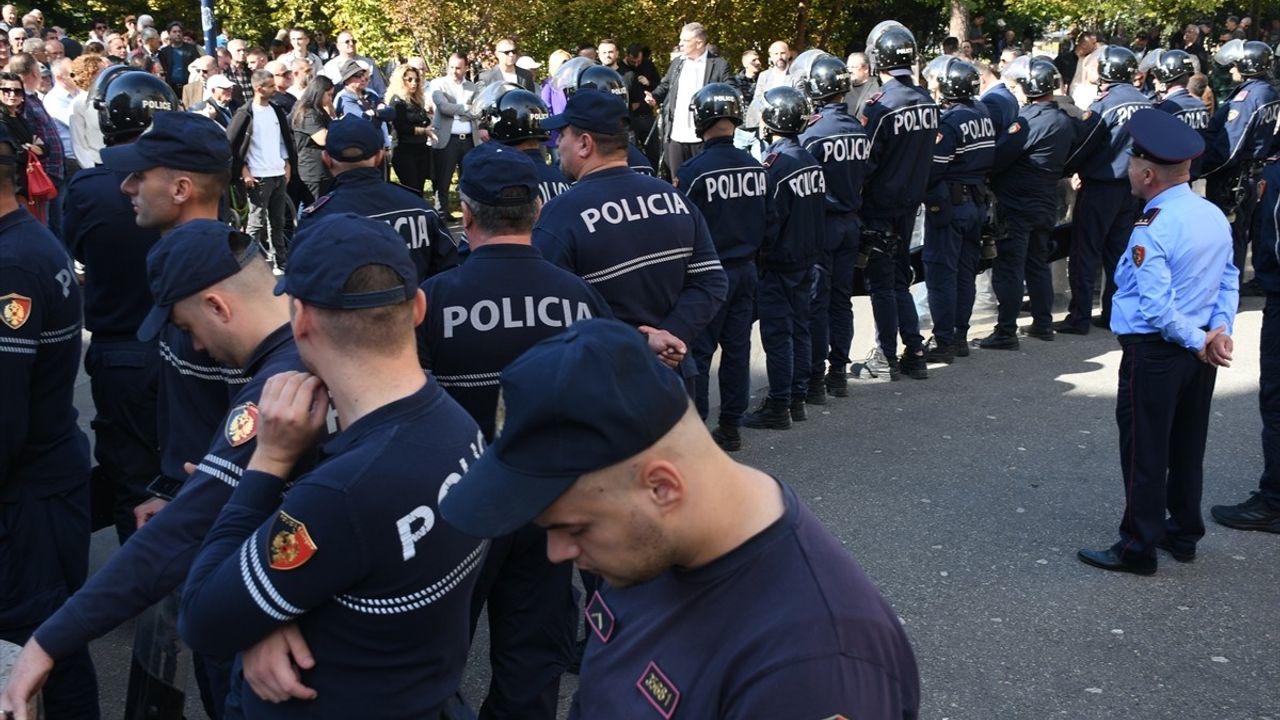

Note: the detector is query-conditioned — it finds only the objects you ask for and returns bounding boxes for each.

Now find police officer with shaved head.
[418,143,611,719]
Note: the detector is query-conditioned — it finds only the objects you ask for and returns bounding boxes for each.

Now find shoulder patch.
[1132,244,1146,267]
[1007,122,1022,135]
[302,193,333,215]
[1134,208,1161,227]
[1234,89,1249,102]
[806,112,822,127]
[225,401,259,447]
[1228,109,1240,122]
[762,152,778,168]
[866,91,883,105]
[0,293,32,330]
[636,661,680,718]
[268,511,318,571]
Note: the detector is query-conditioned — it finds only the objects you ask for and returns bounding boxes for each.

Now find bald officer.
[1078,110,1239,575]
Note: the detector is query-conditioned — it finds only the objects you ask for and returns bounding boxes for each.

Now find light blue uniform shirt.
[1110,182,1239,350]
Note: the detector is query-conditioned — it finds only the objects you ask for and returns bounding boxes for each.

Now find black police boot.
[885,357,902,381]
[805,379,827,405]
[825,367,849,397]
[743,398,792,430]
[923,337,955,365]
[710,424,742,452]
[1053,318,1090,335]
[978,330,1020,350]
[954,333,970,358]
[898,350,928,380]
[1210,493,1280,533]
[790,398,808,421]
[1020,324,1055,342]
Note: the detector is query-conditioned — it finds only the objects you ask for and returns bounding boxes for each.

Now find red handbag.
[26,152,57,202]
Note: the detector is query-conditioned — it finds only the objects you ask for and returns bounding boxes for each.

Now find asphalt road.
[71,275,1278,719]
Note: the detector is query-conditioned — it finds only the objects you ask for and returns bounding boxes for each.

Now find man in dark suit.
[478,37,536,92]
[645,21,731,177]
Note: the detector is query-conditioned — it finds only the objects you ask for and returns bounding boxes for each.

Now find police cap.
[100,111,231,174]
[439,318,690,538]
[459,142,540,206]
[138,220,258,341]
[541,89,629,135]
[325,115,383,162]
[276,213,417,309]
[1126,108,1204,164]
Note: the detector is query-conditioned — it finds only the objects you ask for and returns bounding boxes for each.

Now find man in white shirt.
[279,27,323,71]
[42,57,78,175]
[227,69,298,271]
[322,31,387,97]
[430,52,480,217]
[646,21,731,177]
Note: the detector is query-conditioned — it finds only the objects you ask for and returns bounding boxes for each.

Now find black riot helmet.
[689,82,743,137]
[867,22,916,72]
[478,86,551,143]
[806,55,852,101]
[937,58,980,101]
[1151,49,1196,84]
[93,66,179,145]
[1018,58,1062,98]
[1214,38,1246,68]
[1237,40,1274,77]
[1097,46,1138,84]
[574,64,628,99]
[760,86,812,136]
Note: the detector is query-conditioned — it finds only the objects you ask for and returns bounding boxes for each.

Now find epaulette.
[866,91,883,106]
[807,113,822,127]
[763,152,778,169]
[1233,89,1249,102]
[301,193,332,215]
[1134,208,1160,227]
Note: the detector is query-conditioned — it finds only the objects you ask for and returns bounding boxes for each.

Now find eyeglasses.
[341,39,355,45]
[94,25,106,31]
[0,87,23,95]
[497,49,516,55]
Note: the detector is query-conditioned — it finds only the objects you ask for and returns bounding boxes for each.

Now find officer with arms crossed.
[417,144,610,719]
[439,318,922,719]
[797,55,869,398]
[0,121,98,720]
[475,85,572,203]
[301,115,457,283]
[675,83,767,451]
[533,89,727,387]
[920,57,994,361]
[0,115,309,720]
[742,86,825,429]
[180,215,487,718]
[980,59,1076,348]
[1078,109,1238,575]
[860,22,938,380]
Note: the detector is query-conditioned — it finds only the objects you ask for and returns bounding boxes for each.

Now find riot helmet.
[937,58,980,101]
[867,22,916,72]
[93,66,179,144]
[788,48,836,91]
[1097,46,1138,84]
[806,55,852,100]
[760,86,812,135]
[1237,41,1273,77]
[476,85,551,143]
[689,82,743,137]
[1151,49,1196,83]
[576,64,628,99]
[1018,58,1062,98]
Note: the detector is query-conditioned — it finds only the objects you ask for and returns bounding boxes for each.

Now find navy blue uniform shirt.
[861,76,939,219]
[1254,158,1280,292]
[569,480,920,719]
[157,324,245,483]
[1071,83,1152,181]
[532,166,727,346]
[1156,87,1210,130]
[33,325,306,660]
[524,148,572,203]
[0,207,88,499]
[930,99,996,186]
[418,243,612,439]
[799,102,870,216]
[628,144,654,175]
[992,101,1076,211]
[980,83,1019,143]
[301,167,459,282]
[674,135,768,266]
[1202,78,1280,178]
[760,136,825,271]
[181,380,486,719]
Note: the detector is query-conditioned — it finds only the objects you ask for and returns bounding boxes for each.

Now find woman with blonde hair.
[68,53,108,166]
[387,63,434,194]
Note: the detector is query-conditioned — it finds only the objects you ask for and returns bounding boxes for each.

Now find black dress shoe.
[1077,547,1156,575]
[1155,539,1195,563]
[978,331,1020,350]
[1053,319,1090,335]
[1020,325,1055,341]
[1091,316,1111,330]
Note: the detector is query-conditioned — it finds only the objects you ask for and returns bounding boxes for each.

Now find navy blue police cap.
[1127,108,1204,164]
[440,318,691,538]
[101,111,232,174]
[138,219,257,341]
[459,142,541,206]
[541,88,629,135]
[275,213,416,309]
[325,115,383,162]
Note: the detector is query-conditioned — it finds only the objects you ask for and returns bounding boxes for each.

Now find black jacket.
[652,52,732,141]
[227,101,299,180]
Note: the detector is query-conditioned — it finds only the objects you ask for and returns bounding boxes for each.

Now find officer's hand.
[639,325,686,369]
[242,624,317,703]
[0,637,55,720]
[1197,326,1225,365]
[249,371,329,478]
[1207,330,1233,367]
[644,91,656,107]
[133,497,169,528]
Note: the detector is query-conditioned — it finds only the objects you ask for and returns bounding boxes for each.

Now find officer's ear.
[321,150,334,171]
[637,457,684,515]
[170,172,195,205]
[460,199,474,231]
[412,288,426,326]
[199,290,233,325]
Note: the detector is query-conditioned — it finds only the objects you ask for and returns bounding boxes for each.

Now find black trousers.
[992,205,1056,334]
[1259,293,1280,507]
[393,142,433,195]
[1066,180,1140,327]
[1112,339,1217,561]
[434,135,473,214]
[663,139,701,180]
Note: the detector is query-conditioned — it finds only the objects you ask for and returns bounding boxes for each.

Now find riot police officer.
[860,22,938,379]
[920,57,994,361]
[1058,46,1151,333]
[61,67,174,543]
[301,115,458,282]
[796,54,869,398]
[742,86,825,429]
[981,58,1076,348]
[474,84,572,203]
[676,82,767,450]
[557,60,656,176]
[1200,39,1280,277]
[1152,50,1209,130]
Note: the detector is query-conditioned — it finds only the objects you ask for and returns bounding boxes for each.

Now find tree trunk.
[949,0,969,42]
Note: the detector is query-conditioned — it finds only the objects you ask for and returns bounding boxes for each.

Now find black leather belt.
[1117,332,1163,346]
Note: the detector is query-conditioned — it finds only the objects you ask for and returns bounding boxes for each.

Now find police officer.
[301,115,458,282]
[559,61,656,176]
[1078,109,1238,575]
[980,59,1077,349]
[1058,46,1151,333]
[860,22,938,380]
[180,215,486,719]
[474,85,572,203]
[676,83,767,450]
[1152,50,1209,130]
[1200,39,1280,276]
[797,55,869,398]
[919,58,994,361]
[437,318,922,718]
[742,86,824,429]
[60,68,174,543]
[418,144,610,719]
[979,60,1019,145]
[532,90,727,389]
[0,122,98,720]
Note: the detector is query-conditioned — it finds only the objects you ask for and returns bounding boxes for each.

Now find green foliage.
[1004,0,1221,27]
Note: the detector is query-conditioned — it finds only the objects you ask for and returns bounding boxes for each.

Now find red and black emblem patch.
[0,293,32,330]
[1132,245,1146,267]
[636,661,680,718]
[225,402,259,447]
[268,511,318,570]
